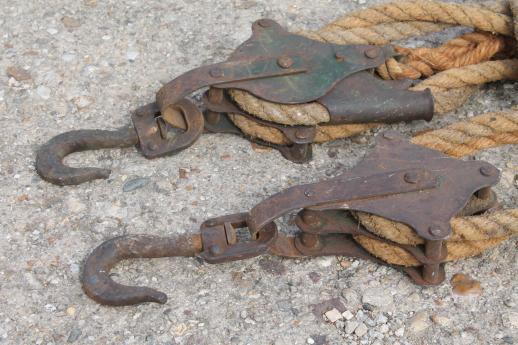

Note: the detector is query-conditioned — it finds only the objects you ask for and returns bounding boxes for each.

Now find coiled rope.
[228,0,518,266]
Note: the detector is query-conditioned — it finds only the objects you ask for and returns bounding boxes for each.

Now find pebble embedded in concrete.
[361,287,394,309]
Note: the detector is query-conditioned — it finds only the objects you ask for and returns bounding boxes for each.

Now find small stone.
[123,177,150,192]
[354,323,368,337]
[339,260,351,268]
[67,328,82,343]
[345,321,359,334]
[306,338,315,344]
[126,50,139,61]
[376,313,388,324]
[362,287,393,308]
[74,96,93,109]
[351,135,367,144]
[342,289,360,306]
[451,273,483,296]
[504,311,518,329]
[62,16,81,29]
[65,196,86,214]
[6,66,31,81]
[62,53,77,62]
[394,327,405,337]
[342,310,354,320]
[407,311,430,333]
[47,28,58,35]
[179,168,188,179]
[44,304,57,312]
[379,324,389,333]
[324,308,343,323]
[37,85,51,100]
[365,318,376,327]
[362,303,375,311]
[240,310,247,319]
[258,257,286,275]
[431,314,451,327]
[502,336,514,344]
[317,257,333,268]
[308,271,321,283]
[66,306,76,316]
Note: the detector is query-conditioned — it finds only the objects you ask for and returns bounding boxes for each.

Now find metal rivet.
[205,220,216,227]
[209,245,222,255]
[364,47,380,59]
[304,190,314,197]
[204,111,221,125]
[404,172,419,184]
[277,55,293,69]
[479,166,495,177]
[302,212,318,224]
[147,143,158,151]
[334,52,346,61]
[209,67,224,78]
[295,128,309,139]
[428,227,443,237]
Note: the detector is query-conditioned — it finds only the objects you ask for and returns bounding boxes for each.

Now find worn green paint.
[216,19,396,104]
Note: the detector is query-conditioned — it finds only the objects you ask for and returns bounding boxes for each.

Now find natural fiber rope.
[411,109,518,157]
[379,32,511,80]
[352,0,518,265]
[228,0,517,145]
[323,0,513,34]
[353,234,509,266]
[412,59,518,113]
[229,1,518,266]
[355,209,518,246]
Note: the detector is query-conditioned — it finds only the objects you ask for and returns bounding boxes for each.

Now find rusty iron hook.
[35,126,139,186]
[81,234,202,306]
[36,99,204,186]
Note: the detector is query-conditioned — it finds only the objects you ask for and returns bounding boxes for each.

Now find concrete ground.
[0,0,517,344]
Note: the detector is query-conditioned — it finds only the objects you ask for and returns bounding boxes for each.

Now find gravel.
[0,0,517,344]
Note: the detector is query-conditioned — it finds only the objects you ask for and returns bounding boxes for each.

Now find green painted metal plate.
[215,19,396,104]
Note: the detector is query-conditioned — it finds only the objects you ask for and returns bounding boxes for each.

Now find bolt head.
[277,55,293,69]
[404,172,419,184]
[147,142,158,151]
[428,227,444,237]
[209,245,222,255]
[304,190,314,197]
[334,52,346,61]
[302,212,318,224]
[479,166,495,177]
[364,47,380,59]
[205,220,216,227]
[209,67,224,78]
[295,128,309,139]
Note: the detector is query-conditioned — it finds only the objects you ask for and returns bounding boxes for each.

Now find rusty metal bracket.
[131,99,204,159]
[157,18,396,111]
[318,71,434,124]
[37,18,435,185]
[80,131,500,306]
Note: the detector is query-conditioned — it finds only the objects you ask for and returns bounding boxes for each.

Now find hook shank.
[35,126,138,186]
[82,234,202,306]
